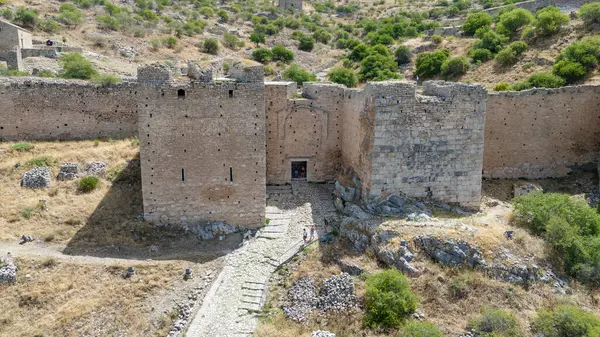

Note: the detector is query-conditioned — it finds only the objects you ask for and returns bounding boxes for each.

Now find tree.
[203,38,219,55]
[359,53,400,81]
[252,48,273,63]
[299,36,315,52]
[364,269,418,329]
[462,12,492,36]
[395,45,412,65]
[328,67,358,87]
[534,6,569,36]
[59,53,98,79]
[271,45,295,63]
[441,56,469,77]
[415,50,449,77]
[580,2,600,29]
[250,32,265,46]
[282,64,317,85]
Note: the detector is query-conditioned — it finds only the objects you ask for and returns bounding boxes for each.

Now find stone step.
[259,233,283,239]
[242,289,263,298]
[239,302,261,312]
[265,214,290,220]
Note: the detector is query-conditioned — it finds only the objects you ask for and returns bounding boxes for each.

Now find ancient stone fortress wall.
[0,77,138,141]
[484,85,600,179]
[357,81,487,208]
[278,0,303,10]
[138,62,267,228]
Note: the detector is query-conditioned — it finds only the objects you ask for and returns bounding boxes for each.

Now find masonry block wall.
[359,81,487,208]
[278,0,302,10]
[265,82,344,184]
[138,82,266,228]
[484,85,600,179]
[0,78,137,141]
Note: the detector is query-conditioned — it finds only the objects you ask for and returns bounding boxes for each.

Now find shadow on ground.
[63,154,238,263]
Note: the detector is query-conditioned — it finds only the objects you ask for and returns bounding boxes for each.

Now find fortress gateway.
[1,61,599,228]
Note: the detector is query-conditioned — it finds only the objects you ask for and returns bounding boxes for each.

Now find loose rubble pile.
[86,161,107,176]
[167,271,214,337]
[21,167,52,189]
[57,162,79,181]
[0,254,17,284]
[312,331,336,337]
[283,273,357,323]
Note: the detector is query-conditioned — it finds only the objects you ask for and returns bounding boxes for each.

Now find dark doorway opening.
[291,161,307,180]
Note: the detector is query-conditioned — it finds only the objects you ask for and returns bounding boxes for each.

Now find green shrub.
[40,18,60,33]
[282,64,317,85]
[495,49,517,66]
[364,269,418,329]
[271,45,295,63]
[199,6,214,17]
[462,12,493,36]
[223,33,243,50]
[395,46,412,65]
[313,29,332,44]
[349,44,370,62]
[509,41,528,55]
[104,1,121,15]
[216,9,229,22]
[441,56,469,77]
[527,72,565,88]
[557,37,600,70]
[448,275,469,299]
[534,6,569,36]
[403,321,443,337]
[497,8,534,35]
[416,50,449,78]
[203,38,219,54]
[521,27,536,43]
[328,67,358,87]
[59,53,98,80]
[511,80,533,91]
[474,30,508,53]
[21,206,35,219]
[579,2,600,29]
[468,307,521,337]
[533,305,600,337]
[553,59,587,83]
[11,142,34,152]
[92,74,122,85]
[252,48,273,63]
[96,15,119,30]
[299,36,315,52]
[26,156,56,167]
[431,35,443,45]
[78,176,100,193]
[149,38,162,50]
[15,7,39,28]
[494,81,511,91]
[162,36,177,48]
[470,48,493,62]
[360,53,401,81]
[250,32,265,46]
[58,4,84,25]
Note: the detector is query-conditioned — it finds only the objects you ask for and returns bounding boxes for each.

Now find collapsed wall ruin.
[1,61,600,227]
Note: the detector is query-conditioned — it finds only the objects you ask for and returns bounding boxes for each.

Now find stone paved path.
[185,182,338,337]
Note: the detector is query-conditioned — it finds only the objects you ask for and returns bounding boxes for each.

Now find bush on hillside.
[364,269,418,329]
[474,30,508,53]
[162,36,177,49]
[313,29,332,44]
[78,176,100,193]
[553,59,587,83]
[495,49,517,66]
[203,38,219,54]
[328,67,358,87]
[496,8,534,35]
[349,44,370,62]
[533,305,600,337]
[271,45,295,63]
[395,46,412,65]
[216,9,228,22]
[511,80,533,91]
[494,81,511,91]
[431,35,444,45]
[223,33,243,50]
[59,53,98,79]
[58,3,84,26]
[11,142,34,152]
[509,41,528,55]
[557,37,600,70]
[403,321,443,337]
[92,74,122,85]
[299,36,315,52]
[527,72,565,88]
[359,53,401,81]
[283,64,316,85]
[462,12,493,36]
[468,307,521,337]
[470,48,493,62]
[415,50,449,78]
[252,48,273,63]
[521,27,536,43]
[579,2,600,29]
[441,56,469,77]
[250,32,265,46]
[534,6,569,36]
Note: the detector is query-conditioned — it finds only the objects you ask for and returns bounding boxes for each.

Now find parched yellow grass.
[0,257,194,337]
[0,139,142,244]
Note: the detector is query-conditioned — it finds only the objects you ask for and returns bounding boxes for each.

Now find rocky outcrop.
[185,221,238,240]
[413,235,486,267]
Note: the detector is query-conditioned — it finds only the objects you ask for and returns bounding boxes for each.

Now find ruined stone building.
[1,62,599,229]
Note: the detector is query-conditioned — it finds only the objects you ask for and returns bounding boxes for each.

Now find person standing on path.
[310,225,316,241]
[303,228,308,243]
[323,218,328,235]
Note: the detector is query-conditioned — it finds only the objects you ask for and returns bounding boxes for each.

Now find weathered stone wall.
[0,78,137,141]
[361,81,487,208]
[278,0,302,10]
[484,85,600,179]
[139,81,266,228]
[0,20,32,51]
[265,82,344,184]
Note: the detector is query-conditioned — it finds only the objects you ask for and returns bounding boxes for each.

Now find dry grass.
[0,138,156,246]
[0,257,204,337]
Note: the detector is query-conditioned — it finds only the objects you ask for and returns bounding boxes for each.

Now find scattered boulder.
[333,197,344,213]
[0,254,17,284]
[335,180,357,202]
[86,162,106,177]
[57,162,79,181]
[339,217,376,252]
[486,263,543,285]
[335,257,364,276]
[312,331,335,337]
[21,167,52,189]
[413,235,486,267]
[342,203,371,220]
[513,182,542,198]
